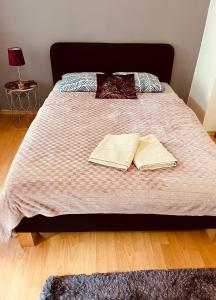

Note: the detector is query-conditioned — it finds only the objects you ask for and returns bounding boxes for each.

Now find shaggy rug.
[39,268,216,300]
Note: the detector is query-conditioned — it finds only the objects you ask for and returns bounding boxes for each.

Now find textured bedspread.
[1,91,216,241]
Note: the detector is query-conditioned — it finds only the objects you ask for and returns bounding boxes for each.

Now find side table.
[5,80,39,128]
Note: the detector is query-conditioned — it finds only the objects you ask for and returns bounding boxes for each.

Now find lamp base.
[18,81,25,89]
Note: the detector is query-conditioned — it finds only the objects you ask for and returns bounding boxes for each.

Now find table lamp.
[8,47,25,89]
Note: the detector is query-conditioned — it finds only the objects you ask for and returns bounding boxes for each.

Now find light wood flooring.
[0,114,216,300]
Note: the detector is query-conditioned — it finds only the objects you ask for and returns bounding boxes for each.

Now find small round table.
[5,80,39,127]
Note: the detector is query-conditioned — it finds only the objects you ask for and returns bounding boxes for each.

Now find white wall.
[0,0,210,109]
[188,0,216,129]
[203,80,216,130]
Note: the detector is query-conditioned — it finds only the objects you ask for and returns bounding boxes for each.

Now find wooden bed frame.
[15,42,216,246]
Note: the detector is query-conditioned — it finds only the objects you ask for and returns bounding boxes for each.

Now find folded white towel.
[88,133,140,170]
[134,134,177,170]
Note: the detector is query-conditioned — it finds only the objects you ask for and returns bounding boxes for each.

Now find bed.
[1,42,216,243]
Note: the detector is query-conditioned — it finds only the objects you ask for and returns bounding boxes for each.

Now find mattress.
[1,90,216,241]
[163,83,176,94]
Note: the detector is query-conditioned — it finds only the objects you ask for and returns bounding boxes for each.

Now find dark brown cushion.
[96,74,137,99]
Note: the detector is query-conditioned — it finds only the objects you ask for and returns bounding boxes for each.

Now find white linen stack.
[89,133,177,171]
[134,134,177,170]
[88,133,140,171]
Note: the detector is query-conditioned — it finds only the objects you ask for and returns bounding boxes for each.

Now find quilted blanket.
[1,91,216,241]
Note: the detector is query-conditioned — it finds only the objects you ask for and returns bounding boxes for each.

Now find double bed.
[1,42,216,243]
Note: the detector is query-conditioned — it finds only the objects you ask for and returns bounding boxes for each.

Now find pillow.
[59,72,103,92]
[96,74,137,99]
[62,72,103,79]
[113,72,163,93]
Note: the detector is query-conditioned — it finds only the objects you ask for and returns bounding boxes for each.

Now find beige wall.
[188,0,216,131]
[0,0,210,109]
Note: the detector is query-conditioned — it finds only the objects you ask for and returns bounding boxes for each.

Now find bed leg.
[17,233,39,247]
[206,229,216,243]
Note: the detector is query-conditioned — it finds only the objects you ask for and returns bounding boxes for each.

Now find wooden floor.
[0,115,216,300]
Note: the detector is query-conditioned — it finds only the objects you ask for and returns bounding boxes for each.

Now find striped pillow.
[59,72,103,92]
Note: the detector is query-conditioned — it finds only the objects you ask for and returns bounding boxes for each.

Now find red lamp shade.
[8,47,25,66]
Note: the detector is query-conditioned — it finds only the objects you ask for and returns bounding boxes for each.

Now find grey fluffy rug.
[39,268,216,300]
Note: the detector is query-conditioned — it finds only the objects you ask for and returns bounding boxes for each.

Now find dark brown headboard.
[50,42,174,84]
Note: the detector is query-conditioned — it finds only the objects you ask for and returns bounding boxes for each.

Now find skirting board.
[0,109,35,115]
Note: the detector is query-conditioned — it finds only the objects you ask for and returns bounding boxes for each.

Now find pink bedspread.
[1,91,216,241]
